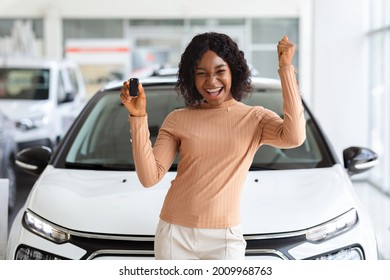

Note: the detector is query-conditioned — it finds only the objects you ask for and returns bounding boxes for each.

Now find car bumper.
[7,211,378,260]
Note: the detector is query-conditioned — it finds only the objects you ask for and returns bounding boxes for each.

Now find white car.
[7,76,378,260]
[0,58,87,151]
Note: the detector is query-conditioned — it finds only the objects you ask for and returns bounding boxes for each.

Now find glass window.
[57,70,67,104]
[368,0,390,191]
[133,38,182,69]
[250,18,299,79]
[129,19,184,27]
[251,51,299,79]
[251,18,299,45]
[63,19,123,39]
[0,19,43,56]
[251,51,279,79]
[0,19,43,38]
[66,67,80,95]
[243,88,331,170]
[0,68,49,100]
[0,19,14,36]
[65,91,136,167]
[218,19,246,26]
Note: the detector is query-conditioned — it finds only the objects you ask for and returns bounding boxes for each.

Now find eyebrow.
[195,63,227,71]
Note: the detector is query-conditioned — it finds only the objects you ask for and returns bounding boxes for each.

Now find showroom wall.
[0,0,375,180]
[311,0,370,161]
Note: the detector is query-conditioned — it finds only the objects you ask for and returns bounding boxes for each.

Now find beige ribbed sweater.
[129,65,306,228]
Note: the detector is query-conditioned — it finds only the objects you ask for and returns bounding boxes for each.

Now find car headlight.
[306,209,358,243]
[15,246,65,260]
[314,247,363,260]
[23,211,70,244]
[16,114,49,130]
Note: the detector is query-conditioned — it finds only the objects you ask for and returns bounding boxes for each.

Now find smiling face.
[194,50,233,106]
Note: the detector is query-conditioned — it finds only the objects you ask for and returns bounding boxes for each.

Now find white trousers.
[154,219,247,260]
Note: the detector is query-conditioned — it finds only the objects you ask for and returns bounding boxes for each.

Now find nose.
[205,73,218,81]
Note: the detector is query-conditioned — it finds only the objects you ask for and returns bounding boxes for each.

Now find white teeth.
[206,88,221,93]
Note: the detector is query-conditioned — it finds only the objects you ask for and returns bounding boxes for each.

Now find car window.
[243,88,332,169]
[66,66,80,95]
[65,87,181,169]
[56,70,67,104]
[0,68,50,100]
[66,93,132,166]
[64,85,333,170]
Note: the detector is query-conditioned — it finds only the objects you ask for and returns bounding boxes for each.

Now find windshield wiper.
[65,162,134,171]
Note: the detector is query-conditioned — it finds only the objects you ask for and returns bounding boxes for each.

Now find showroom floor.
[354,181,390,260]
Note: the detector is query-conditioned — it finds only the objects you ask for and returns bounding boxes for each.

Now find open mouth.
[205,87,223,97]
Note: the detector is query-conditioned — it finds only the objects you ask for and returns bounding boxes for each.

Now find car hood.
[0,100,51,121]
[26,164,359,236]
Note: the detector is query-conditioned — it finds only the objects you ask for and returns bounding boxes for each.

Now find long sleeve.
[259,65,306,148]
[129,113,179,187]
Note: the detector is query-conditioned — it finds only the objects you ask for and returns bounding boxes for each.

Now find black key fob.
[129,78,139,97]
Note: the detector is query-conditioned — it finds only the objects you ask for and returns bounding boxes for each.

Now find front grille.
[60,229,307,260]
[245,233,306,260]
[68,234,155,260]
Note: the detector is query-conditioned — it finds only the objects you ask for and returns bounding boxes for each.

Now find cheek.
[223,71,233,87]
[223,77,232,91]
[194,80,203,94]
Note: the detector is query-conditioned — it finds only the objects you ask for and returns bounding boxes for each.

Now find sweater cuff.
[128,114,149,143]
[128,114,148,133]
[128,114,148,125]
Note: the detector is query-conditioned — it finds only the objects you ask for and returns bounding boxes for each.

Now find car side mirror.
[343,146,378,176]
[15,146,52,176]
[63,91,75,103]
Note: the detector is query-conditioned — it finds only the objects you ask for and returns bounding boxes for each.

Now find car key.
[129,78,139,97]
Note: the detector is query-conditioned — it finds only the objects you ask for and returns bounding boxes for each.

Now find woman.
[120,32,306,260]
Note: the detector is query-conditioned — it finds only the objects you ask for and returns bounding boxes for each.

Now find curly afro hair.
[176,32,252,107]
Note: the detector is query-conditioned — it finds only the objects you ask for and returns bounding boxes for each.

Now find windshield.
[64,85,333,171]
[0,68,50,100]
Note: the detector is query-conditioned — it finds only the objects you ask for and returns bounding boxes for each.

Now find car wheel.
[7,161,17,211]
